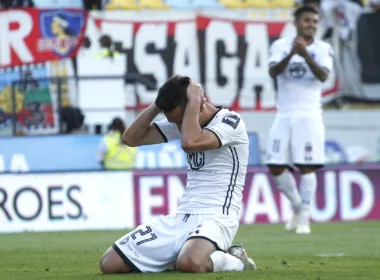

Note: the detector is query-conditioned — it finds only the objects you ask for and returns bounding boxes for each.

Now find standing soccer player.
[99,75,256,274]
[265,6,334,234]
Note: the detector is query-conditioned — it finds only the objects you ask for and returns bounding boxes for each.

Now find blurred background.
[1,0,380,233]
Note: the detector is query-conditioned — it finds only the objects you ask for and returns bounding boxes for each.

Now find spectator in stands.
[0,0,34,8]
[98,117,136,170]
[96,35,120,59]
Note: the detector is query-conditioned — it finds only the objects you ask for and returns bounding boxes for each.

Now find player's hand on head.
[186,80,204,102]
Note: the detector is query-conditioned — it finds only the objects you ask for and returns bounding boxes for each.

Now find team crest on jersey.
[187,151,205,170]
[119,236,130,245]
[222,115,240,129]
[289,62,307,79]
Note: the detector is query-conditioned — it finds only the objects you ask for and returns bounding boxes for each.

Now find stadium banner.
[0,172,134,233]
[77,11,338,125]
[1,164,379,233]
[0,133,260,172]
[133,165,380,226]
[0,8,88,68]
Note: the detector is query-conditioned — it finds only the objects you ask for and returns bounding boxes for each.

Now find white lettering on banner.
[9,154,29,172]
[135,24,168,105]
[174,22,200,80]
[311,171,337,222]
[168,175,185,214]
[0,10,33,66]
[340,171,374,221]
[0,154,30,172]
[206,21,239,107]
[241,24,275,109]
[138,176,165,224]
[101,22,134,50]
[135,143,186,169]
[243,173,280,224]
[135,170,377,226]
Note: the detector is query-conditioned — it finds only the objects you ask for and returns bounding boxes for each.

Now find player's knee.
[177,255,210,273]
[100,247,131,274]
[100,254,114,274]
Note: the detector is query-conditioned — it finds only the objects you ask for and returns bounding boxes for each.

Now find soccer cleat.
[285,212,300,232]
[228,244,257,270]
[295,224,311,234]
[295,211,311,234]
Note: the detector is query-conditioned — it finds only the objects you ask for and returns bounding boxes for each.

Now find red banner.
[0,9,87,68]
[80,13,338,112]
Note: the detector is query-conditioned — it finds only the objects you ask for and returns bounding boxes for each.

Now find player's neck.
[200,103,219,127]
[299,35,314,45]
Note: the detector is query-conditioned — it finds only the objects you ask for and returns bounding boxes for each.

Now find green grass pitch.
[1,221,379,280]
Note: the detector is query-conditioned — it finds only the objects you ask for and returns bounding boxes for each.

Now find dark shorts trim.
[186,236,224,252]
[112,244,142,273]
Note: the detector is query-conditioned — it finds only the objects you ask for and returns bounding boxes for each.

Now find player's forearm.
[269,53,294,78]
[181,97,202,149]
[304,54,329,82]
[123,103,160,145]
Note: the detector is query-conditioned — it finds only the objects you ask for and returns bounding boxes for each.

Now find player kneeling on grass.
[99,75,256,274]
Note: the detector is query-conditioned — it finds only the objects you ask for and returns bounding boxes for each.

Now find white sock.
[300,172,317,215]
[274,169,301,212]
[210,251,244,272]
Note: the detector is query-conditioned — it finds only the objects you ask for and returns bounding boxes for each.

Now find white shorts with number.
[265,115,325,165]
[112,214,239,273]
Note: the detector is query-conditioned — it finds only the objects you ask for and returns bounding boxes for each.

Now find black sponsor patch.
[222,115,240,129]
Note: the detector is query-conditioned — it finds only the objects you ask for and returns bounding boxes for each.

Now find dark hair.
[294,6,318,21]
[155,75,191,113]
[109,117,126,142]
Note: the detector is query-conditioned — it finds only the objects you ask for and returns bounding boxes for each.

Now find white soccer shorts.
[112,213,239,273]
[265,115,325,165]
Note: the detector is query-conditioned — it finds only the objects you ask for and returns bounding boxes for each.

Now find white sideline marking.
[315,253,345,257]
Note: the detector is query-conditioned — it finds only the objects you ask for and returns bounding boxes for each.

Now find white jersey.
[268,38,334,117]
[154,108,249,218]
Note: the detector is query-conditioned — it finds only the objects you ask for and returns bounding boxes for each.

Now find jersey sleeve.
[205,114,247,147]
[153,119,181,142]
[316,43,334,72]
[268,39,285,65]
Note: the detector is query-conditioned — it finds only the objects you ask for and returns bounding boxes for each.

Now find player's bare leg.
[177,238,253,273]
[296,165,321,234]
[268,165,302,231]
[100,246,132,274]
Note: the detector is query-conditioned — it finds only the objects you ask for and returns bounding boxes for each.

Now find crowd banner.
[0,8,88,68]
[76,10,338,123]
[1,165,379,233]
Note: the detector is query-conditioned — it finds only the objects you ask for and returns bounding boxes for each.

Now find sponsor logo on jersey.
[222,115,240,129]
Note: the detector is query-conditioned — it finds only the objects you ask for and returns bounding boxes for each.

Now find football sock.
[210,251,244,272]
[300,172,317,218]
[274,169,301,212]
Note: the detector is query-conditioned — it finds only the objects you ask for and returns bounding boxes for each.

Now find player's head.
[303,0,320,12]
[294,6,319,39]
[51,14,73,36]
[155,75,191,124]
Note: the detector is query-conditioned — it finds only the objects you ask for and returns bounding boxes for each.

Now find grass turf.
[1,221,379,280]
